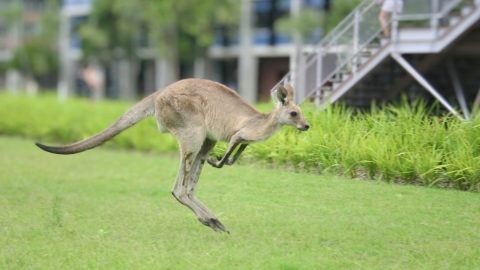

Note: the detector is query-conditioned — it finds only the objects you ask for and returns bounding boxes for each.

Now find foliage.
[0,94,479,191]
[275,0,363,42]
[325,0,364,31]
[1,136,480,269]
[8,38,59,79]
[244,101,480,191]
[79,0,239,64]
[0,2,23,28]
[0,94,177,152]
[78,0,147,64]
[143,0,238,58]
[2,0,60,80]
[275,8,325,42]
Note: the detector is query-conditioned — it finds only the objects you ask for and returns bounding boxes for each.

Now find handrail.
[320,0,375,48]
[271,0,472,104]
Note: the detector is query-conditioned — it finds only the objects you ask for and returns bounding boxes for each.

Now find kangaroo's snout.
[298,124,310,131]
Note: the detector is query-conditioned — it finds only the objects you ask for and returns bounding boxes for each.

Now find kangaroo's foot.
[225,158,235,165]
[207,157,236,168]
[207,157,223,168]
[198,217,229,233]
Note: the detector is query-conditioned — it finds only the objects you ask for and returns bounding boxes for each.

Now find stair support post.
[473,88,480,115]
[352,9,360,74]
[315,48,323,106]
[391,52,464,120]
[431,0,440,37]
[447,60,471,120]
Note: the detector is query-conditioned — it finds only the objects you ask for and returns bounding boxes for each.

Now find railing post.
[315,48,323,106]
[447,60,471,119]
[391,1,399,46]
[431,0,440,37]
[352,9,360,74]
[296,52,306,103]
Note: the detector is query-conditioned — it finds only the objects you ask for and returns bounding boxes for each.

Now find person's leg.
[379,10,391,37]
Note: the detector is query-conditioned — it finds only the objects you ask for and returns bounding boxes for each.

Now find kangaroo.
[36,78,310,233]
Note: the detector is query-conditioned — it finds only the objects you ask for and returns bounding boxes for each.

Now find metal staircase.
[273,0,480,120]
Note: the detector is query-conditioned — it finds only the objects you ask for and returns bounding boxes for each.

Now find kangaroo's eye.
[290,111,298,117]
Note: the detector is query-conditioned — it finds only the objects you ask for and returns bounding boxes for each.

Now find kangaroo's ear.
[273,85,289,105]
[284,84,295,102]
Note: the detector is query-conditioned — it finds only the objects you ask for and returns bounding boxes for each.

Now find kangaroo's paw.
[207,158,222,168]
[199,217,230,233]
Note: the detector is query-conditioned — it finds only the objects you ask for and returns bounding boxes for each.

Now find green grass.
[1,136,479,269]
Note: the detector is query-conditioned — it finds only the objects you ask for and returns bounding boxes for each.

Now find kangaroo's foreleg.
[207,143,238,168]
[226,144,248,165]
[208,135,243,168]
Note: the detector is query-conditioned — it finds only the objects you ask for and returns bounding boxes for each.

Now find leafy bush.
[0,94,177,152]
[1,93,479,191]
[245,102,480,191]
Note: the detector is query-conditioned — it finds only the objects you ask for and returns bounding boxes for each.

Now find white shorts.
[382,0,403,13]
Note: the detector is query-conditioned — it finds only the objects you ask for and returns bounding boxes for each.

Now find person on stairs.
[377,0,404,37]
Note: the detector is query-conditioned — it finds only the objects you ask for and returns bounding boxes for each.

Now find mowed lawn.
[1,136,479,269]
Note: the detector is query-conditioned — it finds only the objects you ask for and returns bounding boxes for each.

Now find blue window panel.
[278,0,290,11]
[70,36,81,49]
[254,28,271,45]
[63,0,91,7]
[274,33,291,44]
[254,0,271,13]
[69,16,86,49]
[213,33,224,46]
[303,0,323,8]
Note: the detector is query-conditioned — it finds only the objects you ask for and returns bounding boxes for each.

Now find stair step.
[449,15,461,26]
[321,86,332,92]
[330,72,345,83]
[358,50,372,57]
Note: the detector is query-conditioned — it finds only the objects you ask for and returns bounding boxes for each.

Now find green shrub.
[0,94,177,152]
[0,93,479,191]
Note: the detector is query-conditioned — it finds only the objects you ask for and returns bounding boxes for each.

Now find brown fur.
[36,78,310,233]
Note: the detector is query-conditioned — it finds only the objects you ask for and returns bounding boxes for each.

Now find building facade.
[1,0,329,101]
[58,0,329,101]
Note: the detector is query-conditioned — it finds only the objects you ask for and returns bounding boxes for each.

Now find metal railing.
[272,0,473,104]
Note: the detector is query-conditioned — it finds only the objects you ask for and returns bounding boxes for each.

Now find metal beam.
[447,60,471,119]
[391,52,464,120]
[473,88,480,115]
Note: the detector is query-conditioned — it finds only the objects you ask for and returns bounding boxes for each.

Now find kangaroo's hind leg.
[171,129,227,232]
[188,139,229,233]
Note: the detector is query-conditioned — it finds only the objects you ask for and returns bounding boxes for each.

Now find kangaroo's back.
[155,79,263,141]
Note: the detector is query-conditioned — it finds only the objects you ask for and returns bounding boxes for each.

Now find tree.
[275,0,363,43]
[78,0,239,98]
[275,8,325,43]
[324,0,363,32]
[3,0,60,90]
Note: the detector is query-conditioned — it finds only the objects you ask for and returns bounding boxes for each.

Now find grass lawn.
[1,136,479,269]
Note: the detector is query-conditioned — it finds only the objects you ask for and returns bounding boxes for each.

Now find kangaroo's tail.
[35,94,156,155]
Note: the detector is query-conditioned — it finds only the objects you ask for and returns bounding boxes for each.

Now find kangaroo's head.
[272,84,310,131]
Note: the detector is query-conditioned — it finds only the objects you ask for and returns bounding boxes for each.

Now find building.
[210,0,329,101]
[57,0,330,101]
